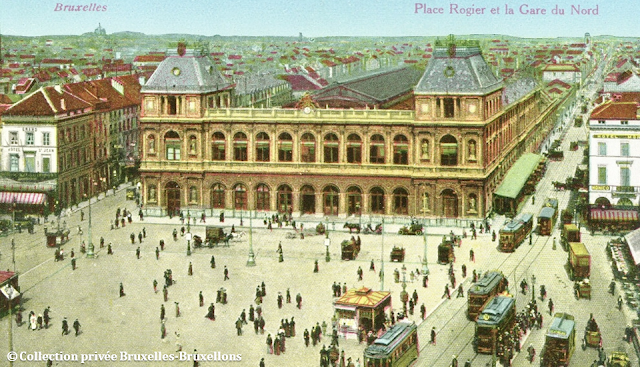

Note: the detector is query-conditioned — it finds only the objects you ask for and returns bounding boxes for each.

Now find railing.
[202,108,416,122]
[0,172,58,183]
[616,186,635,193]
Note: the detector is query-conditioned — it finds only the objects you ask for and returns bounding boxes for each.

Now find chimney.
[138,76,146,86]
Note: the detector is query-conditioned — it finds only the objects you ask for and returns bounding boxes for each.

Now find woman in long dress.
[29,311,37,331]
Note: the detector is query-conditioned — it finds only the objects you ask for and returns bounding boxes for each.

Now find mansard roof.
[142,50,231,95]
[414,45,502,96]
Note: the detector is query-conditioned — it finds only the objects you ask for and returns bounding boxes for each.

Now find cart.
[574,279,591,300]
[608,351,630,367]
[398,220,423,235]
[45,228,71,247]
[437,239,454,265]
[205,226,225,247]
[390,247,405,262]
[584,330,602,349]
[341,239,359,260]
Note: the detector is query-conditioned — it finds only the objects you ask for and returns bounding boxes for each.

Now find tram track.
[418,231,555,365]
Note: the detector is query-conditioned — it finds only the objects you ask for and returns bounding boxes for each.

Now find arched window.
[323,185,339,215]
[211,132,225,160]
[440,135,458,166]
[148,134,156,154]
[369,134,385,164]
[346,134,362,164]
[277,185,293,213]
[189,135,198,155]
[370,187,385,214]
[234,184,247,210]
[278,132,293,162]
[393,188,409,215]
[189,186,198,203]
[256,184,270,211]
[301,133,316,163]
[324,133,339,163]
[393,135,408,165]
[164,131,181,160]
[233,132,248,161]
[347,186,362,215]
[255,132,270,162]
[211,183,225,209]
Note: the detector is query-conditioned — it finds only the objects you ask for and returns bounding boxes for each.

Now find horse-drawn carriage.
[574,279,591,300]
[437,237,455,265]
[341,237,360,260]
[343,223,361,233]
[390,246,405,262]
[45,228,70,247]
[204,226,226,247]
[363,223,382,235]
[582,315,602,349]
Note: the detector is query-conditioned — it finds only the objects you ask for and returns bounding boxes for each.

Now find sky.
[0,0,637,38]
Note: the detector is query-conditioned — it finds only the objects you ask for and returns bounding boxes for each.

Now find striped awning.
[590,208,639,222]
[0,192,47,205]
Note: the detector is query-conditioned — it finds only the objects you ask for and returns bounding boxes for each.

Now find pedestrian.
[71,257,76,270]
[370,259,375,271]
[249,304,255,321]
[469,248,475,262]
[138,232,143,243]
[224,266,229,281]
[139,209,144,221]
[286,288,291,303]
[81,210,85,221]
[107,243,113,255]
[175,302,180,317]
[296,293,303,309]
[431,327,436,345]
[210,255,216,268]
[62,317,69,335]
[260,357,265,367]
[43,308,50,329]
[188,262,193,276]
[206,303,215,320]
[37,314,43,329]
[420,303,426,319]
[130,232,135,244]
[442,284,450,299]
[73,319,81,336]
[163,285,168,301]
[153,279,158,293]
[100,237,104,248]
[160,304,165,320]
[236,317,243,336]
[462,264,467,278]
[156,247,160,260]
[120,283,125,297]
[136,247,141,259]
[199,291,204,307]
[161,320,166,339]
[314,260,319,273]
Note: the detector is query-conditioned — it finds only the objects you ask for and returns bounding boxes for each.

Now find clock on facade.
[172,67,181,76]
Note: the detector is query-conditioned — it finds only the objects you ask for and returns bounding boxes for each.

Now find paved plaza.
[0,123,638,366]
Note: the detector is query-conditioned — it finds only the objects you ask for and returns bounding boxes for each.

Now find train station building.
[138,39,567,221]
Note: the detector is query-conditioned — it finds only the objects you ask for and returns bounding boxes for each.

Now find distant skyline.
[0,0,636,38]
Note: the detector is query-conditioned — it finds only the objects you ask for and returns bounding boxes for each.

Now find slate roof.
[142,52,231,94]
[415,46,502,95]
[314,67,424,105]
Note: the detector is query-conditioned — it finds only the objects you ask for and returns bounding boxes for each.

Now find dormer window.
[598,120,605,124]
[621,120,628,125]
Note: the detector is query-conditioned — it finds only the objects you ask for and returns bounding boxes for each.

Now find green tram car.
[474,295,516,354]
[363,321,418,367]
[467,271,508,320]
[499,213,534,252]
[541,313,576,367]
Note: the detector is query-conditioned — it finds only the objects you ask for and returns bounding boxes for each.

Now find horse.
[343,223,361,234]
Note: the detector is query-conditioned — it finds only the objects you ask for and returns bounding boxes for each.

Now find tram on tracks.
[363,321,418,367]
[537,198,558,236]
[467,271,508,320]
[473,295,516,355]
[541,313,576,367]
[498,213,534,252]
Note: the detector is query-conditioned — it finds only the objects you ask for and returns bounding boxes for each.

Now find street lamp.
[246,184,256,267]
[380,218,385,291]
[86,187,95,258]
[422,226,430,276]
[324,232,331,263]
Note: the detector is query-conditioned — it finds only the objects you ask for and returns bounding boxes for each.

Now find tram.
[537,198,558,236]
[498,213,534,252]
[363,321,418,367]
[474,295,516,354]
[541,313,576,367]
[467,271,508,320]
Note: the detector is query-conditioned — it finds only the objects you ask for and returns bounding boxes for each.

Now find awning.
[0,192,47,205]
[0,284,20,300]
[494,153,543,199]
[590,208,639,222]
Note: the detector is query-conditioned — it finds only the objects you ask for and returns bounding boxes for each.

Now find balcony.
[616,186,635,193]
